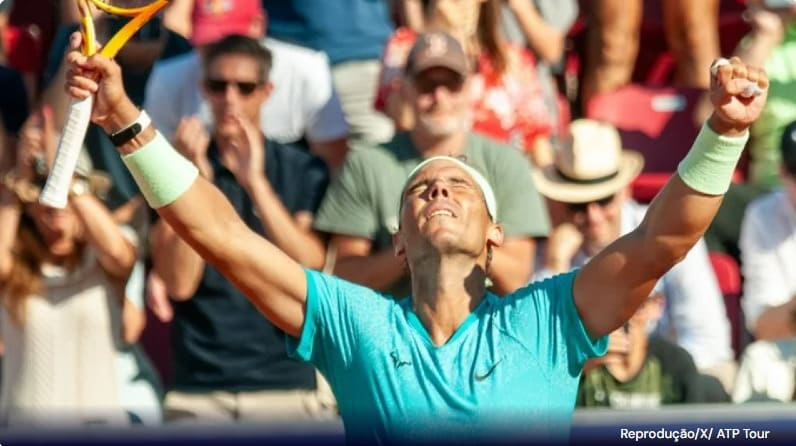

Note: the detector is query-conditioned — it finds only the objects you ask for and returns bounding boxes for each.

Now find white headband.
[399,156,498,222]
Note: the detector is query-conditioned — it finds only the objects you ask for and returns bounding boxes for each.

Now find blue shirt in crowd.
[262,0,393,65]
[287,269,608,444]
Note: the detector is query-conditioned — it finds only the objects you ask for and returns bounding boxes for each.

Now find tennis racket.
[39,0,169,208]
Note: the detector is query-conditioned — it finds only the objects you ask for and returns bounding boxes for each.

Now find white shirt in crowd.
[739,189,796,330]
[732,189,796,403]
[144,37,348,144]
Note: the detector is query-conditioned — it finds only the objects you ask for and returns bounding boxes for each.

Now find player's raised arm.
[574,57,768,339]
[63,34,309,337]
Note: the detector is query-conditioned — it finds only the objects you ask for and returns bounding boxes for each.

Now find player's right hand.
[64,31,133,132]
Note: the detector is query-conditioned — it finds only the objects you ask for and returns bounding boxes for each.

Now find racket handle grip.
[39,97,94,208]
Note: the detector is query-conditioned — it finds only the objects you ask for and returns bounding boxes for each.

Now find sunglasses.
[566,194,616,213]
[412,75,465,95]
[204,79,262,96]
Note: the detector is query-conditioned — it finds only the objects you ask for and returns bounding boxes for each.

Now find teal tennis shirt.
[287,269,608,443]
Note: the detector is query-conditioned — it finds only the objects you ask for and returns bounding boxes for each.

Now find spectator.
[577,292,729,408]
[501,0,579,144]
[2,0,57,105]
[9,107,162,425]
[739,120,796,341]
[145,0,350,171]
[262,0,395,145]
[734,1,796,190]
[0,113,148,425]
[149,35,334,423]
[714,103,796,403]
[41,7,193,386]
[315,31,550,297]
[534,119,736,393]
[581,0,721,110]
[381,0,555,166]
[0,0,28,158]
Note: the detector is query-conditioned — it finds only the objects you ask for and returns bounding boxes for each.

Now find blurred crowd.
[0,0,795,427]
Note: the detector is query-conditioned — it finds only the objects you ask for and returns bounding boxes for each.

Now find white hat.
[532,119,644,203]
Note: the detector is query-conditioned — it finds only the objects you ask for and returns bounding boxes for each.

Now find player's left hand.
[709,57,768,135]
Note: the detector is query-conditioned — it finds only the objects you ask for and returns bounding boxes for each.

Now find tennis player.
[64,29,766,443]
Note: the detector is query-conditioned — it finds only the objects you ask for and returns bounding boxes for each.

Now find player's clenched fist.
[708,57,768,134]
[63,31,134,132]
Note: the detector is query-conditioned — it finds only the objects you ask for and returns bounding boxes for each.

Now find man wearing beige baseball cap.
[314,30,550,297]
[534,119,737,392]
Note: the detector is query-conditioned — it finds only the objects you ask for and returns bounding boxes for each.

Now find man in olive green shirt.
[314,31,550,297]
[735,10,796,189]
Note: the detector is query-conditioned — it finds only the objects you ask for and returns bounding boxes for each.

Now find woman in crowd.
[381,0,555,166]
[0,108,160,426]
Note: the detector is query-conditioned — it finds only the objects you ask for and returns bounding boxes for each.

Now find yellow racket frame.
[77,0,170,59]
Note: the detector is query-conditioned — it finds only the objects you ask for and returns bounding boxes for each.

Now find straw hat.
[532,119,644,203]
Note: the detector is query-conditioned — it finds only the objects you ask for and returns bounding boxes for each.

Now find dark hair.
[3,213,84,327]
[202,34,272,83]
[476,0,507,76]
[781,120,796,175]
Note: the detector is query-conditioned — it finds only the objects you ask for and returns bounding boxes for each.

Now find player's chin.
[423,226,463,249]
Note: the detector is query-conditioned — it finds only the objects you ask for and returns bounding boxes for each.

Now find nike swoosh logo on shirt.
[474,359,502,382]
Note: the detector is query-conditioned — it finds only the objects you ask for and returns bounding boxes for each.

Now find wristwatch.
[108,110,152,146]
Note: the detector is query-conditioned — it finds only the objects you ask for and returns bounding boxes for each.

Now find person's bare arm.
[65,40,310,337]
[147,116,211,300]
[150,219,205,300]
[0,121,19,282]
[0,187,20,283]
[121,296,146,344]
[145,270,174,323]
[162,0,194,38]
[71,194,137,281]
[331,235,406,291]
[543,222,584,274]
[693,6,783,124]
[396,0,426,30]
[221,115,327,270]
[575,59,768,339]
[160,180,309,337]
[487,237,534,295]
[752,299,796,340]
[247,181,327,269]
[505,0,567,64]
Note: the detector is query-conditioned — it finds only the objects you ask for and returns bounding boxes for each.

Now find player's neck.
[410,256,486,346]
